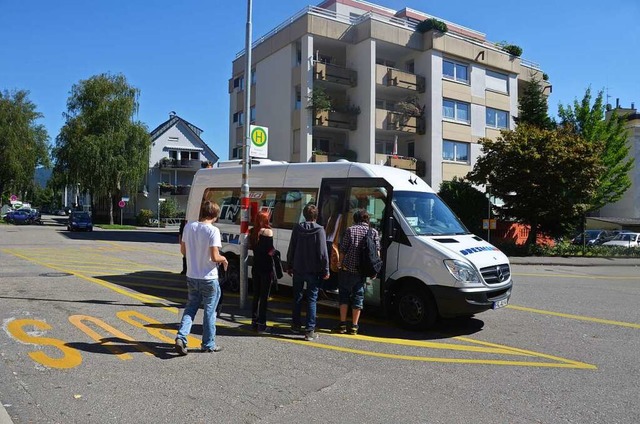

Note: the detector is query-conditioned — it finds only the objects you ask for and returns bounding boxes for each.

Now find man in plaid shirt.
[335,209,380,335]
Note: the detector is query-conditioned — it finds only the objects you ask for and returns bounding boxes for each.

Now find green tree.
[0,90,50,204]
[438,177,486,237]
[558,88,634,212]
[467,125,603,246]
[52,73,150,224]
[515,74,554,130]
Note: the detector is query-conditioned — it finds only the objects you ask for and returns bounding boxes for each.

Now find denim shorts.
[338,271,366,309]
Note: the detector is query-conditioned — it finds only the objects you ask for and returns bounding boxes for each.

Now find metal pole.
[157,184,160,228]
[487,186,491,243]
[239,0,253,309]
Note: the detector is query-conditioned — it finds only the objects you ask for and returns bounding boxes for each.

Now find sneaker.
[175,339,188,356]
[348,325,359,335]
[201,345,223,353]
[290,324,302,334]
[304,330,319,341]
[256,324,268,334]
[332,322,347,334]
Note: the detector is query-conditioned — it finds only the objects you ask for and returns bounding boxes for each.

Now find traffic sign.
[250,125,268,158]
[118,200,126,208]
[482,219,497,230]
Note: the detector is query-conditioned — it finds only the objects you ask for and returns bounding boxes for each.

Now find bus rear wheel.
[395,284,438,330]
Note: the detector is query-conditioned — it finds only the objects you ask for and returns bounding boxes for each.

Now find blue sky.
[2,0,638,160]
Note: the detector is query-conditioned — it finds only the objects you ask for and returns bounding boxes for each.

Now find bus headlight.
[443,259,480,285]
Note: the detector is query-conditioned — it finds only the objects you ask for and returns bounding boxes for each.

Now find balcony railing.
[314,110,357,131]
[386,112,425,134]
[158,158,203,170]
[314,62,357,87]
[386,68,425,93]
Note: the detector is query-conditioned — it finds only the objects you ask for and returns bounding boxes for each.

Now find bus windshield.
[393,191,468,236]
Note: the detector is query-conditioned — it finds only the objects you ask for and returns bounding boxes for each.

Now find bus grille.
[480,264,511,284]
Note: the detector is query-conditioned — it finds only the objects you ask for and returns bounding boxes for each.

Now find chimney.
[616,98,620,108]
[632,102,635,111]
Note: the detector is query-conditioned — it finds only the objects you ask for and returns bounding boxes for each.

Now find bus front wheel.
[395,284,438,330]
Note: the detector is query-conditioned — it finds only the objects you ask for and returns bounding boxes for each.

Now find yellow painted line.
[100,240,182,257]
[272,334,596,369]
[2,249,179,315]
[513,272,638,280]
[507,305,640,329]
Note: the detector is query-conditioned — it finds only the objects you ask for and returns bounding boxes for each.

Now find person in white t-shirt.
[175,201,228,355]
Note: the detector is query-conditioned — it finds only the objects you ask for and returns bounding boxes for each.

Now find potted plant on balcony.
[307,87,333,113]
[387,155,417,171]
[159,182,173,195]
[415,18,448,34]
[495,41,523,57]
[394,95,425,131]
[311,149,328,162]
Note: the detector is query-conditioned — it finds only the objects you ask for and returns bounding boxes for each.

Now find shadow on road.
[96,270,484,341]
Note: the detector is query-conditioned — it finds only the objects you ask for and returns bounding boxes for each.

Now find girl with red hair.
[249,210,274,333]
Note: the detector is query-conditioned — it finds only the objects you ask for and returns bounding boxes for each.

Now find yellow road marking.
[508,305,640,329]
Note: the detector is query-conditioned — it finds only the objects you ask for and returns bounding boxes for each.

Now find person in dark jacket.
[249,210,274,333]
[286,204,329,341]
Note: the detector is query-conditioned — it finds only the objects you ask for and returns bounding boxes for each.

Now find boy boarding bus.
[185,160,512,330]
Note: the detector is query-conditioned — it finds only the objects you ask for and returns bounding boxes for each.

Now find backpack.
[359,227,382,278]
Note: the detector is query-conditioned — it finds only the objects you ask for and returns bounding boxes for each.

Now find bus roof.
[192,161,434,193]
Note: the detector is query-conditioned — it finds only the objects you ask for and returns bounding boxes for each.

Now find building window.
[190,151,199,160]
[376,98,397,111]
[486,70,508,93]
[405,60,415,74]
[251,69,256,85]
[233,76,244,91]
[443,140,469,163]
[232,111,244,126]
[486,107,509,129]
[295,90,301,110]
[443,59,469,83]
[375,140,394,155]
[250,106,256,124]
[443,99,470,123]
[232,146,243,159]
[168,136,179,142]
[168,150,178,159]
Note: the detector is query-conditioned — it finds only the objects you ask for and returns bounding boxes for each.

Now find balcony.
[385,111,425,134]
[386,68,425,93]
[158,184,191,196]
[314,110,357,131]
[158,158,203,170]
[314,62,357,87]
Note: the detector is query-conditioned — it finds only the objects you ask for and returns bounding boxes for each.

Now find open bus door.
[317,178,393,308]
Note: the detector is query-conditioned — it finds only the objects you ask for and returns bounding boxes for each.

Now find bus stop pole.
[239,0,253,309]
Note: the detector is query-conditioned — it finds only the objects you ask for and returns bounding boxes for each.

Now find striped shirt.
[339,223,380,274]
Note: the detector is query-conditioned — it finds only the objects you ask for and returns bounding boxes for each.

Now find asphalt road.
[1,217,639,424]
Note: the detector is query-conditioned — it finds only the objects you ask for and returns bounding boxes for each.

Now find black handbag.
[272,250,284,279]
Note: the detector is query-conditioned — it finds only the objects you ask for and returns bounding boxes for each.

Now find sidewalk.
[508,256,640,267]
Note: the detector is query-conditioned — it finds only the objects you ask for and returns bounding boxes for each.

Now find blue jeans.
[338,271,366,309]
[176,278,221,350]
[292,273,321,331]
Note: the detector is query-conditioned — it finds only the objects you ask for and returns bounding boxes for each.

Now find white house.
[133,112,219,222]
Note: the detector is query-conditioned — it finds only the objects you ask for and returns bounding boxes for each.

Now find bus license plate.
[493,298,508,309]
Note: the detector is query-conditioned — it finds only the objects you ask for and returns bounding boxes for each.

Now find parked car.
[571,229,617,246]
[68,211,93,232]
[602,232,640,248]
[8,209,33,225]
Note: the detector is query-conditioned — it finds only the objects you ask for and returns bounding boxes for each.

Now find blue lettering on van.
[222,232,240,245]
[460,245,500,256]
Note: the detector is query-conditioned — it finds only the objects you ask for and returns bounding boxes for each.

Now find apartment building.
[228,0,546,190]
[595,105,640,222]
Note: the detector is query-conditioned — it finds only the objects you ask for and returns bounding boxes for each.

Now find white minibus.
[185,160,512,329]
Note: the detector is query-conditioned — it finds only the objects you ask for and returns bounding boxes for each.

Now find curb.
[0,404,13,424]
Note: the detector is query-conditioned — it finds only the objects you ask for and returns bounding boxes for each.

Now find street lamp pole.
[239,0,253,309]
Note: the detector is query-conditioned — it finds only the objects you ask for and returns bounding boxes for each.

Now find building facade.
[228,0,546,190]
[134,113,219,222]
